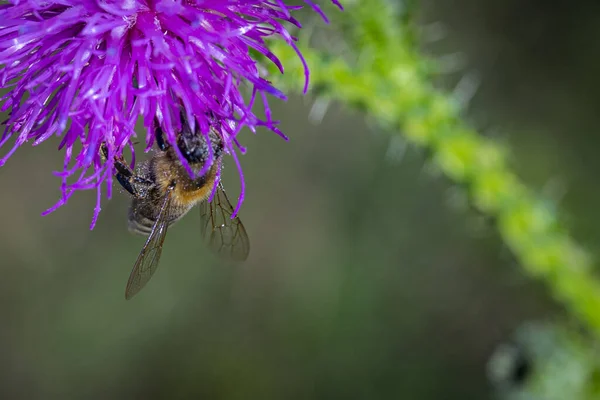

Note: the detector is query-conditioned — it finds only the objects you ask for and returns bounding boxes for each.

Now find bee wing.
[125,186,174,300]
[199,184,250,262]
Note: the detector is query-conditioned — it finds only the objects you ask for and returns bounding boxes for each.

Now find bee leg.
[105,151,152,198]
[115,170,154,198]
[100,142,153,197]
[100,142,110,162]
[115,172,137,197]
[114,162,153,198]
[155,120,169,152]
[100,143,137,178]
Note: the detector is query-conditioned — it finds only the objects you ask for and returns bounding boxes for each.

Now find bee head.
[176,123,224,166]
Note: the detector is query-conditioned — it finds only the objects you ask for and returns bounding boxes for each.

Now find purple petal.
[0,0,342,227]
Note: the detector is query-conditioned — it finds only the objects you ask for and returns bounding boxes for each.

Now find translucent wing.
[125,186,174,299]
[200,184,250,261]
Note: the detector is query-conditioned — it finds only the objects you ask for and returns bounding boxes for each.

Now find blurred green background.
[1,0,599,398]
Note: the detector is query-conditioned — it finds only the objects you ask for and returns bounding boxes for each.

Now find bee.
[102,117,250,299]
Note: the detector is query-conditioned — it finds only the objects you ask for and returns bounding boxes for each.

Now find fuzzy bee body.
[103,118,249,299]
[127,144,220,235]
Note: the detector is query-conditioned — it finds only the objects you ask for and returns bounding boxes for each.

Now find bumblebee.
[102,117,250,299]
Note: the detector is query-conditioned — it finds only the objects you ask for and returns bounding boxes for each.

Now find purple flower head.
[0,0,342,228]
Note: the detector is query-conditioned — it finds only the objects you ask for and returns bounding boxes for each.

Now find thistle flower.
[0,0,342,228]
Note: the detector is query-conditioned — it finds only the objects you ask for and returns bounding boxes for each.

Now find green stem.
[268,0,600,334]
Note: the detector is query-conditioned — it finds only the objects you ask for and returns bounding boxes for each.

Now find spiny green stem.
[269,0,600,334]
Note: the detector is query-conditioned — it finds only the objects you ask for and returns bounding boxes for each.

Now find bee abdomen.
[128,215,154,235]
[128,204,155,235]
[128,197,192,236]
